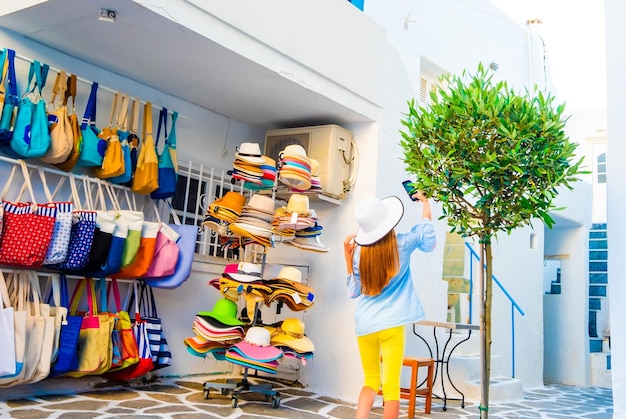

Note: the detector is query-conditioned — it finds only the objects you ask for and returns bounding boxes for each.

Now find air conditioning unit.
[264,124,354,200]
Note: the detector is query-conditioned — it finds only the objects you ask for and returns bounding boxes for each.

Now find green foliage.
[401,63,586,242]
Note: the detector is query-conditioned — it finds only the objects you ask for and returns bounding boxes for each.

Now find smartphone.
[402,180,419,201]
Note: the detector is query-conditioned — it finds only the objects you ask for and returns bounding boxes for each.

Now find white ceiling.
[0,0,367,129]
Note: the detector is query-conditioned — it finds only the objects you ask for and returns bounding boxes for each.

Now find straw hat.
[235,142,265,164]
[270,317,315,353]
[354,196,404,245]
[285,194,310,215]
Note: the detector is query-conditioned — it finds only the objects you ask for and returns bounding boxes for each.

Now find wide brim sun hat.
[199,298,244,326]
[354,195,404,245]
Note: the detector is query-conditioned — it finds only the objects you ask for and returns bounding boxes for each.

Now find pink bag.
[143,199,179,278]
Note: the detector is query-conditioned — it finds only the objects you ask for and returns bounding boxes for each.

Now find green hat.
[197,298,244,326]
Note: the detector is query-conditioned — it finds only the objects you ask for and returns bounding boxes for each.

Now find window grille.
[597,152,607,184]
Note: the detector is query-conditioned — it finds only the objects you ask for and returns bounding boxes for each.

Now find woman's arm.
[412,191,432,221]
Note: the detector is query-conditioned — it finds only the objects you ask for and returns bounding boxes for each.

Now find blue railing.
[464,242,525,378]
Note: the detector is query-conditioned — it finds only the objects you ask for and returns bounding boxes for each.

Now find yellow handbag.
[63,278,113,378]
[131,101,159,194]
[93,92,125,179]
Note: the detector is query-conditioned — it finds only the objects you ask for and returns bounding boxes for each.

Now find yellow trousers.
[357,325,405,401]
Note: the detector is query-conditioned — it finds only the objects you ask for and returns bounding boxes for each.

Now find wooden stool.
[378,356,434,417]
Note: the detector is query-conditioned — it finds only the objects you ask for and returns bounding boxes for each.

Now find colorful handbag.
[54,74,82,172]
[64,278,114,378]
[143,199,180,279]
[104,278,139,373]
[40,70,74,164]
[47,173,97,271]
[143,200,197,289]
[131,101,159,194]
[106,280,154,380]
[0,49,18,144]
[93,92,125,179]
[76,82,107,167]
[37,166,74,265]
[137,280,171,370]
[49,274,83,377]
[150,108,177,199]
[108,95,133,185]
[10,60,51,158]
[0,160,57,268]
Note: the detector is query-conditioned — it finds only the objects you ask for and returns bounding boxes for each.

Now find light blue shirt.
[346,220,437,336]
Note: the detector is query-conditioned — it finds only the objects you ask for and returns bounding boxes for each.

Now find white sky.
[490,0,606,111]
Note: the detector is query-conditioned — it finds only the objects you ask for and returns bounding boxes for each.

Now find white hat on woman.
[354,196,404,245]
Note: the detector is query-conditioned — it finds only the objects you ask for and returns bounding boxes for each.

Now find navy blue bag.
[150,108,177,199]
[49,274,83,377]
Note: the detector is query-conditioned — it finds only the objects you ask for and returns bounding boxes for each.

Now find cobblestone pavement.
[0,375,613,418]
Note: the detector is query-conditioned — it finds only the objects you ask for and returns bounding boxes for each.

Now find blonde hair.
[358,230,399,296]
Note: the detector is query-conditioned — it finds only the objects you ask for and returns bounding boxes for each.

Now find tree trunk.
[479,241,493,418]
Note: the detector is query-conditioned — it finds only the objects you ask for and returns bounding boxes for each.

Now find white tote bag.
[0,270,16,376]
[21,271,55,385]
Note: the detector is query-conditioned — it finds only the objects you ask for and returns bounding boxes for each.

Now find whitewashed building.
[0,0,616,415]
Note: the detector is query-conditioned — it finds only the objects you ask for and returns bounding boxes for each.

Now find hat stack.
[290,158,321,193]
[202,191,246,236]
[184,298,245,360]
[225,326,284,374]
[231,142,265,189]
[229,194,276,247]
[266,266,315,311]
[259,156,278,190]
[280,204,329,252]
[274,194,317,232]
[278,144,312,191]
[270,318,314,364]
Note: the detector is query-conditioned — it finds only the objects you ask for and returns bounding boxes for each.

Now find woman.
[343,192,436,419]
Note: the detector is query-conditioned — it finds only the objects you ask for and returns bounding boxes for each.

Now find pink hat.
[231,326,283,362]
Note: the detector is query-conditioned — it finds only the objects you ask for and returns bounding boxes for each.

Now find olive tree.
[400,63,585,418]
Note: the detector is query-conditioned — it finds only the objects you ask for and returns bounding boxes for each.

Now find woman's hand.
[344,233,357,275]
[412,190,427,202]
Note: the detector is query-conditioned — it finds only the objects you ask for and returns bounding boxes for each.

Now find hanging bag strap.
[117,94,129,132]
[155,107,167,151]
[0,49,7,100]
[81,82,98,130]
[128,98,139,136]
[142,102,153,145]
[107,91,119,131]
[3,49,17,105]
[64,74,77,114]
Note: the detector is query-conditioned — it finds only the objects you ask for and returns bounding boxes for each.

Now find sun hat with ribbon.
[354,195,404,245]
[270,317,315,353]
[197,298,244,326]
[235,142,265,164]
[231,326,284,362]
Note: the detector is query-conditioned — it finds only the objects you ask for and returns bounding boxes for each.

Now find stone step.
[461,376,524,404]
[590,353,612,388]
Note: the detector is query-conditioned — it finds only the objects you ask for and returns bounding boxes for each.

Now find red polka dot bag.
[0,160,57,268]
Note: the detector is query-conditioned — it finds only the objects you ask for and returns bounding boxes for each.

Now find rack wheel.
[231,397,238,408]
[221,388,230,396]
[271,395,281,408]
[203,389,209,399]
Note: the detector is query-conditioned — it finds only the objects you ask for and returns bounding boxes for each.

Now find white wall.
[0,0,595,405]
[605,0,626,416]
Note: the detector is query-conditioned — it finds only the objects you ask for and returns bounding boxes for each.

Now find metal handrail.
[464,241,525,377]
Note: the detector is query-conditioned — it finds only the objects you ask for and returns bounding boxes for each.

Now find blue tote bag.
[0,49,19,145]
[10,60,51,158]
[150,109,177,199]
[49,274,83,377]
[76,82,107,167]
